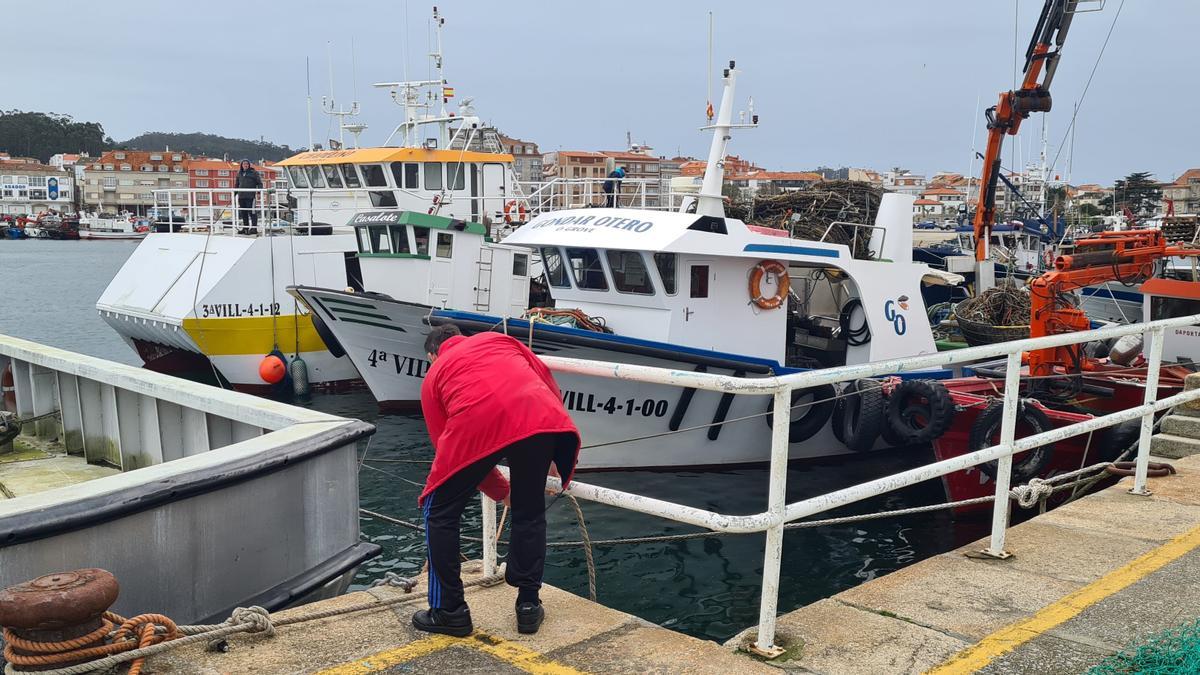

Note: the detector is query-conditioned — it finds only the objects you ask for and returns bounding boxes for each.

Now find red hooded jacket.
[418,332,580,505]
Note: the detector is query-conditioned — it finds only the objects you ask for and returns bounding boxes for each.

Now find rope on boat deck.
[2,570,505,675]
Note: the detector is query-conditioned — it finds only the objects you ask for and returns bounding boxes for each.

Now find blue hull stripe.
[434,309,953,381]
[1080,287,1144,303]
[743,243,840,259]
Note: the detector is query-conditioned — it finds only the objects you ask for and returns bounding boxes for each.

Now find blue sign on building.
[48,177,59,200]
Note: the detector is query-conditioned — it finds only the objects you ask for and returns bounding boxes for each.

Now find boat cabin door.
[430,231,454,308]
[683,259,714,326]
[482,163,505,223]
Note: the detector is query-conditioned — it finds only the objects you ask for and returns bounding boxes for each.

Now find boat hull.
[290,285,879,469]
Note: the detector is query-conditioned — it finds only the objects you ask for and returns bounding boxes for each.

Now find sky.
[4,0,1194,185]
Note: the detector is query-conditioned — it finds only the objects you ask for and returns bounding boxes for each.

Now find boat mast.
[693,61,757,218]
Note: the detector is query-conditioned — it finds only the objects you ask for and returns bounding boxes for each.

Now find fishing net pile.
[955,285,1031,326]
[726,181,885,260]
[1088,618,1200,675]
[523,307,612,333]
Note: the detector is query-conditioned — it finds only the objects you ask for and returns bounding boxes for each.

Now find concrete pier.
[725,452,1200,674]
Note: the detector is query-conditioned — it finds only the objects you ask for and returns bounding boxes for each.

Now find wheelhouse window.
[365,226,390,253]
[566,248,608,291]
[391,162,419,189]
[389,225,411,254]
[356,227,370,253]
[654,253,677,294]
[423,163,443,191]
[359,164,388,187]
[413,226,431,256]
[305,165,326,188]
[606,250,655,295]
[541,248,570,288]
[513,253,528,277]
[321,165,344,188]
[689,264,710,298]
[446,162,466,190]
[340,164,361,188]
[435,232,454,258]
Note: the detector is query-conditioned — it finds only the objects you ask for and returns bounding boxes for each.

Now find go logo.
[883,295,909,336]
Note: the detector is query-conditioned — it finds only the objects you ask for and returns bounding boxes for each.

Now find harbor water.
[0,240,989,641]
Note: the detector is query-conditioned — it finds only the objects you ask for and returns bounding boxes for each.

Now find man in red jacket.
[413,325,580,638]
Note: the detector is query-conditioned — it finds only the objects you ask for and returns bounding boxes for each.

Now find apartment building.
[185,159,278,208]
[81,150,191,214]
[0,160,76,215]
[497,134,542,184]
[1162,169,1200,214]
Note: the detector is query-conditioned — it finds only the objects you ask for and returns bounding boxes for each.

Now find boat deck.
[0,437,119,499]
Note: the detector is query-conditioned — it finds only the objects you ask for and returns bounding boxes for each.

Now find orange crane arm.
[973,0,1078,262]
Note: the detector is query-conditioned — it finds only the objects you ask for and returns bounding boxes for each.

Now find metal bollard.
[0,569,120,667]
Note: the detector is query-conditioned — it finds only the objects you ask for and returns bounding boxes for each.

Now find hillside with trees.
[0,110,112,161]
[118,132,298,162]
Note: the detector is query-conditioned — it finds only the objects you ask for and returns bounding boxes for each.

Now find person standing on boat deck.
[602,166,626,208]
[233,159,263,231]
[414,325,580,638]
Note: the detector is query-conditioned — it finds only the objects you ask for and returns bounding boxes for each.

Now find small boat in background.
[79,212,149,240]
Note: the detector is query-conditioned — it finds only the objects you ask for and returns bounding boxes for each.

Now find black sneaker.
[516,601,544,634]
[412,605,473,637]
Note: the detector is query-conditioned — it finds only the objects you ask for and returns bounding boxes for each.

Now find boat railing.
[819,219,887,253]
[478,313,1200,658]
[151,188,300,235]
[0,333,376,621]
[517,178,686,215]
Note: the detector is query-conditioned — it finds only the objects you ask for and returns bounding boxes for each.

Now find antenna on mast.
[305,57,314,151]
[706,12,714,121]
[321,40,366,148]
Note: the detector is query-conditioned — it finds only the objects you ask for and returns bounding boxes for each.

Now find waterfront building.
[882,169,927,196]
[496,134,542,184]
[1162,169,1200,214]
[184,158,278,208]
[0,159,76,215]
[727,170,823,198]
[81,150,190,215]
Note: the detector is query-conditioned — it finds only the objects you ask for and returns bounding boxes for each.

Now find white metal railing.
[478,313,1200,657]
[517,178,688,215]
[152,188,292,235]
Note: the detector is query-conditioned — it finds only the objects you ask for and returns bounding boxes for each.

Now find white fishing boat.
[291,62,963,468]
[78,212,149,240]
[96,7,529,394]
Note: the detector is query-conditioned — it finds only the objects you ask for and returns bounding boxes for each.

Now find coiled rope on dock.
[1,570,505,675]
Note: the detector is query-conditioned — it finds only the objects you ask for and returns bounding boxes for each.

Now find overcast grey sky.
[5,1,1193,184]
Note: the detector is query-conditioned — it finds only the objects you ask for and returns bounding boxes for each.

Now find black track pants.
[423,433,558,610]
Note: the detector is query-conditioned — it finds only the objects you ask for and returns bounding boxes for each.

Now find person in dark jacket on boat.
[602,166,626,208]
[413,325,580,638]
[233,159,263,231]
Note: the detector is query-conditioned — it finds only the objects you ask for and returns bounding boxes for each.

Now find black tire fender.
[973,400,1055,483]
[766,384,837,444]
[832,379,886,452]
[1100,418,1141,463]
[886,379,956,445]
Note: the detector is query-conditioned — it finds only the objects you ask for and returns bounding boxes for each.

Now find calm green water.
[0,240,988,642]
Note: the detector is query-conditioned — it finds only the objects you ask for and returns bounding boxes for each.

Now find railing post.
[481,493,498,576]
[982,350,1023,559]
[750,386,790,659]
[1131,326,1165,496]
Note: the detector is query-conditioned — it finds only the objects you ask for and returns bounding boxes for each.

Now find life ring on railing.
[748,260,790,310]
[972,400,1055,483]
[504,200,528,223]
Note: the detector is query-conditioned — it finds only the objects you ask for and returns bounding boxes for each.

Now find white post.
[983,350,1023,558]
[481,493,498,576]
[1131,326,1165,496]
[750,387,790,659]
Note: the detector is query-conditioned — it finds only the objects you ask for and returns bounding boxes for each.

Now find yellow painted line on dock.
[927,522,1200,674]
[315,630,589,675]
[315,634,457,674]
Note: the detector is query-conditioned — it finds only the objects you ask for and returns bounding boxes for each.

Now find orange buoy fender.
[258,355,286,384]
[749,260,790,310]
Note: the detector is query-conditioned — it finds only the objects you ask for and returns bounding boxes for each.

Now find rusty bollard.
[0,569,120,668]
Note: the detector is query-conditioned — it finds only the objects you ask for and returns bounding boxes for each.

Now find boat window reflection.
[360,164,388,188]
[340,164,361,188]
[541,248,570,288]
[513,253,528,277]
[435,232,454,258]
[606,250,655,295]
[424,163,443,191]
[566,248,608,291]
[413,226,431,256]
[389,225,411,254]
[306,165,326,188]
[322,165,344,189]
[446,162,466,191]
[654,253,677,295]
